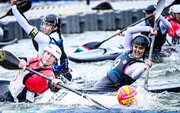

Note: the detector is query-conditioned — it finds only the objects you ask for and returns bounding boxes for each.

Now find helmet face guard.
[40,14,61,35]
[40,21,56,35]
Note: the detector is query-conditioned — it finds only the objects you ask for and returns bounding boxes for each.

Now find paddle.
[165,39,172,46]
[75,14,154,53]
[0,49,108,110]
[144,0,166,91]
[0,0,32,19]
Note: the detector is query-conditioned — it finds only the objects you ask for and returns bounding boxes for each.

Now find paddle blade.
[17,0,32,14]
[1,0,31,18]
[0,50,20,69]
[75,35,116,52]
[75,42,102,52]
[155,0,166,20]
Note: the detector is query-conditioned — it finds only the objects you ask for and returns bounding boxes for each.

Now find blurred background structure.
[0,0,157,41]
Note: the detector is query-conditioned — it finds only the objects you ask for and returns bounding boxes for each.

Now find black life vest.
[142,20,167,52]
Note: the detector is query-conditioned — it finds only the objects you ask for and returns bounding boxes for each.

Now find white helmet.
[169,5,180,13]
[44,44,62,60]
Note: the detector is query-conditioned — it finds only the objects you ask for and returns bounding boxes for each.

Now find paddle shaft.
[105,14,153,47]
[121,13,154,33]
[144,0,166,90]
[74,13,155,53]
[166,39,172,46]
[75,13,155,52]
[101,14,154,46]
[25,67,108,109]
[0,15,6,20]
[100,14,154,44]
[100,34,116,44]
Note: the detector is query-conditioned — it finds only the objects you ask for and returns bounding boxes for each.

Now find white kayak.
[1,79,180,105]
[0,79,179,113]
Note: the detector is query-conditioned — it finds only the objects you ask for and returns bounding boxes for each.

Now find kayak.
[0,79,116,106]
[0,38,18,48]
[0,83,179,113]
[69,46,124,62]
[0,79,179,113]
[68,46,175,63]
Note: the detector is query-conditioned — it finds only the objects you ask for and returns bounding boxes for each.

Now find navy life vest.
[107,50,144,87]
[49,37,69,72]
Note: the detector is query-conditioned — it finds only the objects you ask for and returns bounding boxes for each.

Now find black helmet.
[144,5,156,14]
[44,14,61,26]
[40,14,61,34]
[42,14,61,27]
[132,35,150,47]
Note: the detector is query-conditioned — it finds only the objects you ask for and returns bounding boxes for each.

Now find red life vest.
[166,15,180,37]
[23,58,55,94]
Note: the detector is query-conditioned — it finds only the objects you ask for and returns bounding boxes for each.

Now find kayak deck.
[69,46,174,63]
[0,38,18,48]
[0,80,179,113]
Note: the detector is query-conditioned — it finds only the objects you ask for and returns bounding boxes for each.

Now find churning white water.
[0,31,180,112]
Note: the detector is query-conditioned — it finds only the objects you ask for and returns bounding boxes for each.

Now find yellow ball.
[116,85,137,106]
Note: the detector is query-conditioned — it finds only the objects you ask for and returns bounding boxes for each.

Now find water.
[0,31,180,112]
